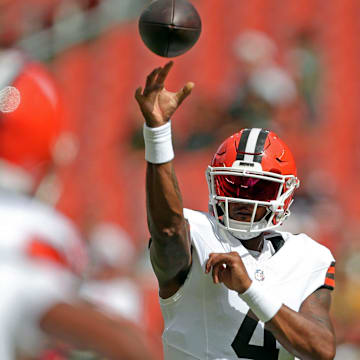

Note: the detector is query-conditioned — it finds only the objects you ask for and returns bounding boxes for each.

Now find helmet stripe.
[253,129,269,163]
[236,129,250,160]
[236,128,269,163]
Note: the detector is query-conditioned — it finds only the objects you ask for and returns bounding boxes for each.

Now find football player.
[0,48,156,360]
[135,61,336,360]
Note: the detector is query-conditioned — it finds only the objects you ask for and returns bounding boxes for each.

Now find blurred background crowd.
[0,0,360,358]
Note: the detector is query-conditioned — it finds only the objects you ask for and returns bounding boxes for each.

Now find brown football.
[138,0,202,58]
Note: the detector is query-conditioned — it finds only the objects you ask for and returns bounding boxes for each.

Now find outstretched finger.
[156,61,174,85]
[146,67,161,87]
[144,67,161,95]
[176,82,194,105]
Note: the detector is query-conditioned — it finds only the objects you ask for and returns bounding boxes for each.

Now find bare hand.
[205,252,252,294]
[134,61,194,128]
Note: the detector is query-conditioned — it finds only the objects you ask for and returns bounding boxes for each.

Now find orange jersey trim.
[325,277,335,288]
[26,237,69,269]
[324,262,335,290]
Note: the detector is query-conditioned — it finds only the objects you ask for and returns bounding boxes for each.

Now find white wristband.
[143,121,174,164]
[239,282,282,323]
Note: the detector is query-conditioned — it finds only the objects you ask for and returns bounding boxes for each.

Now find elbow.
[317,350,335,360]
[321,333,336,360]
[295,333,336,360]
[322,343,336,360]
[313,336,336,360]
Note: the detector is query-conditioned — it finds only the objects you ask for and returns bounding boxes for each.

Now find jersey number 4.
[231,311,279,359]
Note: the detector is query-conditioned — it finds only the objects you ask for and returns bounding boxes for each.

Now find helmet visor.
[214,175,281,201]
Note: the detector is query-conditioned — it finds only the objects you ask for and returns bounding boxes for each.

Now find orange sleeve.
[323,261,335,290]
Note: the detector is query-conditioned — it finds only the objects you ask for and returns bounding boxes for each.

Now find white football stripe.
[244,128,261,162]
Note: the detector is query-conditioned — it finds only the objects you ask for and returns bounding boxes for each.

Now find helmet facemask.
[206,161,299,238]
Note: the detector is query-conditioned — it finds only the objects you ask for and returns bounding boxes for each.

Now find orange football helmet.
[206,128,300,237]
[0,49,63,191]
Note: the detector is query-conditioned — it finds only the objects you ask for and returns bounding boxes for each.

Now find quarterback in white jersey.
[135,62,336,360]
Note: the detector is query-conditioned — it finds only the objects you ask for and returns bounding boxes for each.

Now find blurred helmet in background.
[206,128,300,238]
[0,49,63,193]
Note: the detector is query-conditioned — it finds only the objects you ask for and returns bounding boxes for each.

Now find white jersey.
[159,209,335,360]
[0,190,86,358]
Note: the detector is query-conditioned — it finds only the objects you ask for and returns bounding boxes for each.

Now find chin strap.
[228,218,268,241]
[230,230,262,241]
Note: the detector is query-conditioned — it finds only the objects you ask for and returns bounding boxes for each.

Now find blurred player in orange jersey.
[0,48,157,360]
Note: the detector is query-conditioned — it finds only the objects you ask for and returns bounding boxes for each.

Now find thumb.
[176,82,194,105]
[134,87,143,102]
